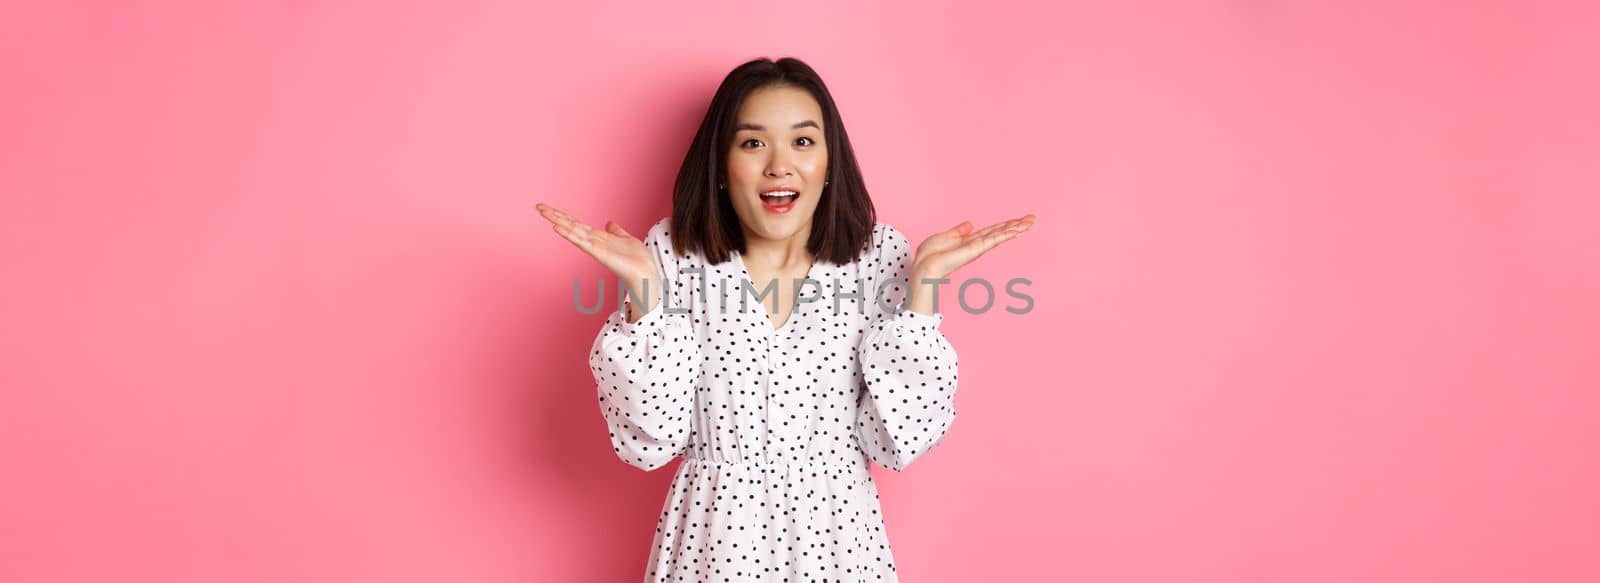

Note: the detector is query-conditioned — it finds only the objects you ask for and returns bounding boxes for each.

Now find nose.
[764,151,793,178]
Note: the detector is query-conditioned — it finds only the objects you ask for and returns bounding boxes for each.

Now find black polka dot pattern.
[589,217,959,581]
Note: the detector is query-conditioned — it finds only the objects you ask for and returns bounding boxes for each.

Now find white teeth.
[760,191,797,198]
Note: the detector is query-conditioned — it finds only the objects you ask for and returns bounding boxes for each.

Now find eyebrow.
[734,120,821,132]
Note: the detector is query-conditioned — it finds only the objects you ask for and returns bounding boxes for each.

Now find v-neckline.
[732,248,821,333]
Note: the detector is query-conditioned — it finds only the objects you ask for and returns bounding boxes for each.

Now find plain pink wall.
[2,1,1596,581]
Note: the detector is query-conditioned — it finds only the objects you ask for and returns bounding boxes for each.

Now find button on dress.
[589,217,959,582]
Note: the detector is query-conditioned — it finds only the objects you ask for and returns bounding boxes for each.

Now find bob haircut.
[669,56,877,266]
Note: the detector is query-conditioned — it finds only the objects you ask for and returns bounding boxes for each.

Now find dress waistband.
[682,456,867,470]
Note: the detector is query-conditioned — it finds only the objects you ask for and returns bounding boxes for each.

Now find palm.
[536,203,660,285]
[913,214,1036,279]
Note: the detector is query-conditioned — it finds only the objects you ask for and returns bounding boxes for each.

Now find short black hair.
[669,56,877,266]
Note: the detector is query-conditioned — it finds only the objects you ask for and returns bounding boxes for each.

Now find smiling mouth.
[759,190,798,207]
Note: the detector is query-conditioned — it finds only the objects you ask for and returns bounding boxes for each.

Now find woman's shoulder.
[642,216,700,267]
[866,222,911,261]
[643,216,673,244]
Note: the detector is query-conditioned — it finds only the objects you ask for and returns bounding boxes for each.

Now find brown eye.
[795,137,815,147]
[741,139,763,149]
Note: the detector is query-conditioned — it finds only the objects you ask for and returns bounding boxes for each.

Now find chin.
[741,207,813,238]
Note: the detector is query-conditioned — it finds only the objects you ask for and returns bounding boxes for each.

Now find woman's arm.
[853,224,960,472]
[588,219,702,471]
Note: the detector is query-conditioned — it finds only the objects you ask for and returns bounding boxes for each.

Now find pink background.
[3,1,1597,581]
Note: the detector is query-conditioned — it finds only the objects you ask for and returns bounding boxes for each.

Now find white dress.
[589,217,959,582]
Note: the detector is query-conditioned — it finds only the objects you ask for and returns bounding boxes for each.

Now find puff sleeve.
[589,218,702,471]
[853,224,959,472]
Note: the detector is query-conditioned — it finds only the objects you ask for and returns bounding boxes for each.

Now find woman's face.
[725,84,828,245]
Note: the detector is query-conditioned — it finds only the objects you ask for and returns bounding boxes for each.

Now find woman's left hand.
[911,214,1036,281]
[901,214,1035,316]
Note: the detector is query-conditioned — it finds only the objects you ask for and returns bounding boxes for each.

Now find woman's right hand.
[536,203,663,321]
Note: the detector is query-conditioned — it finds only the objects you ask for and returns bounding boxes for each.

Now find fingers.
[536,202,584,231]
[961,230,1019,262]
[963,217,1019,242]
[553,220,600,256]
[963,214,1035,255]
[964,221,1009,242]
[536,202,630,258]
[1004,214,1036,236]
[605,220,638,242]
[964,214,1035,241]
[539,204,607,257]
[919,213,1036,276]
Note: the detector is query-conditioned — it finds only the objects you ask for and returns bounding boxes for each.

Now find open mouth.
[759,190,799,212]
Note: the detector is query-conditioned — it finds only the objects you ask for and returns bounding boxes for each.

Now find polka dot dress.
[589,217,958,582]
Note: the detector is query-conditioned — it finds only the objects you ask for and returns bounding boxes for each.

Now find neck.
[741,224,815,270]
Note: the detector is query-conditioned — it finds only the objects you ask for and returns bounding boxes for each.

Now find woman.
[537,56,1033,581]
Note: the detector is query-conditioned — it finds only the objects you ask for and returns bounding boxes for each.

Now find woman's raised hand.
[912,213,1036,281]
[897,213,1034,317]
[536,203,663,318]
